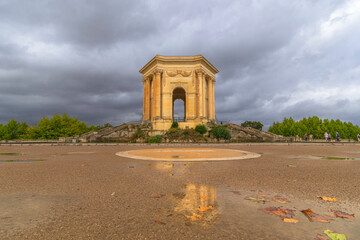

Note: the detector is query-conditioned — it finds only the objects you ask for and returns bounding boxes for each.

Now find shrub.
[195,124,207,134]
[146,135,162,143]
[133,128,144,138]
[171,122,179,129]
[212,125,231,140]
[166,127,181,137]
[241,121,263,130]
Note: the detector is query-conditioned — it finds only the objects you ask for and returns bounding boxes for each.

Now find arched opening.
[172,87,186,122]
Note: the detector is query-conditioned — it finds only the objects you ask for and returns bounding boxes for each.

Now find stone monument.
[140,55,218,131]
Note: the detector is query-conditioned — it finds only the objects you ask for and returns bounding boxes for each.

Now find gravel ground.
[0,143,359,239]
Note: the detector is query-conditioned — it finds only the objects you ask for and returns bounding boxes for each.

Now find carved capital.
[142,76,149,82]
[195,69,205,76]
[153,68,163,75]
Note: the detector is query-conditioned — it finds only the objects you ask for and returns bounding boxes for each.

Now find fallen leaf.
[287,164,296,167]
[258,192,267,195]
[317,196,338,202]
[200,196,208,200]
[186,213,204,221]
[301,208,330,222]
[324,229,347,240]
[264,207,295,217]
[244,197,266,203]
[197,206,214,211]
[81,163,89,167]
[330,210,354,219]
[167,214,173,217]
[316,233,330,240]
[283,218,299,223]
[185,222,192,226]
[230,191,241,195]
[111,192,115,196]
[128,166,135,168]
[154,220,166,225]
[264,196,290,204]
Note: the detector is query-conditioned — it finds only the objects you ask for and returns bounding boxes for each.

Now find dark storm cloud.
[0,0,359,128]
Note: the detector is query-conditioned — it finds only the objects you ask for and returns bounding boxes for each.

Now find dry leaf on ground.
[301,208,330,222]
[154,220,166,225]
[244,197,266,203]
[200,196,208,200]
[283,218,299,223]
[230,191,241,195]
[330,210,354,219]
[317,196,338,202]
[258,192,267,195]
[316,233,330,240]
[264,207,295,217]
[185,222,192,226]
[197,206,214,211]
[324,229,347,240]
[186,213,204,221]
[264,196,290,204]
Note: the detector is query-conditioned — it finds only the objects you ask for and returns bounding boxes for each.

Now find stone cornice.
[139,55,219,75]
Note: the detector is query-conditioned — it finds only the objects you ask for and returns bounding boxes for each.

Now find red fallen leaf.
[167,214,173,217]
[154,220,166,225]
[301,208,330,223]
[185,222,192,226]
[330,210,355,219]
[264,196,290,204]
[258,192,268,195]
[264,207,295,217]
[315,233,329,240]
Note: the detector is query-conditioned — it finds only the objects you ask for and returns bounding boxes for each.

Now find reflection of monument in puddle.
[150,163,187,176]
[175,184,218,223]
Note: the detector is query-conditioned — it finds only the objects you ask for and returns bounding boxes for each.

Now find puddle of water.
[149,162,195,177]
[216,188,360,239]
[293,155,360,160]
[0,159,45,163]
[172,184,360,238]
[173,184,218,225]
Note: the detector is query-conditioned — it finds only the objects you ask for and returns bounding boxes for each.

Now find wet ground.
[0,143,360,239]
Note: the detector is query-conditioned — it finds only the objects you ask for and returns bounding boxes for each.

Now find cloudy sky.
[1,0,359,128]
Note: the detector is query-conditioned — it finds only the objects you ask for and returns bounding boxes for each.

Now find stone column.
[211,78,216,121]
[196,69,203,118]
[202,73,206,118]
[207,77,212,120]
[142,77,147,121]
[154,69,162,119]
[150,75,155,120]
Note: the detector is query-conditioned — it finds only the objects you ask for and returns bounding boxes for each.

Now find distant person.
[336,132,340,142]
[324,132,328,141]
[303,133,308,141]
[296,134,300,142]
[328,133,331,141]
[357,133,360,142]
[309,133,313,141]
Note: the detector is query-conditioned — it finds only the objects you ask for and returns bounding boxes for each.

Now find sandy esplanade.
[1,143,360,239]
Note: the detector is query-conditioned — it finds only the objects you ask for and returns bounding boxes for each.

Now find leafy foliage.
[268,116,360,140]
[195,124,207,134]
[0,114,106,140]
[171,122,179,129]
[212,125,231,140]
[146,135,162,143]
[241,121,263,130]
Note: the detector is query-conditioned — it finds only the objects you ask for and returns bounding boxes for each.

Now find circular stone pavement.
[116,148,261,161]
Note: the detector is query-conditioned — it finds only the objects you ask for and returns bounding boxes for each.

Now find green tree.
[241,121,264,130]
